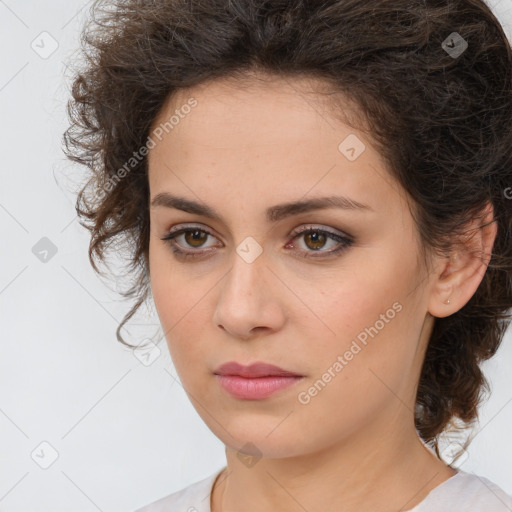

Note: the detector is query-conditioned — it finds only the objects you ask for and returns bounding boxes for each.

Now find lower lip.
[215,375,303,400]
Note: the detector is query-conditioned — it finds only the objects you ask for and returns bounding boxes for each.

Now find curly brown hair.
[63,0,512,456]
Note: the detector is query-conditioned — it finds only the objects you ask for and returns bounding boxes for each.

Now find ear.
[428,202,497,318]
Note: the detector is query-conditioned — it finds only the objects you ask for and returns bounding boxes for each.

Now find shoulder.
[133,467,225,512]
[414,470,512,512]
[446,471,512,510]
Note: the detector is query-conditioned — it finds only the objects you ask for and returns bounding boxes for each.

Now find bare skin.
[147,72,496,512]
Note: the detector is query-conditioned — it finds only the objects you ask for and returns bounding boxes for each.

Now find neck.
[211,414,456,512]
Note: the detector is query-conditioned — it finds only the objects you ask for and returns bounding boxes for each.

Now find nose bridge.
[217,226,265,289]
[222,244,267,307]
[213,242,284,338]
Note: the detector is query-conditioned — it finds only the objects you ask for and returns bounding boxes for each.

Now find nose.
[212,250,286,340]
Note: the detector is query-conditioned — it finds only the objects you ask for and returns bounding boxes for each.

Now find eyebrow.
[151,192,373,223]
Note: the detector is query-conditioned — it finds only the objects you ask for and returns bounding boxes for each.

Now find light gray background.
[1,1,511,510]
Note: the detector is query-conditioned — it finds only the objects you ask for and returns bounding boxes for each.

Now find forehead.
[146,73,405,223]
[148,73,373,175]
[150,72,365,147]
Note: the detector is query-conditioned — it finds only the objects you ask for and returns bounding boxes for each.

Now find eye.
[160,224,354,260]
[285,225,354,258]
[160,225,220,259]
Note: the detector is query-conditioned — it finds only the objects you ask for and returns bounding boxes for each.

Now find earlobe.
[428,269,454,318]
[427,202,497,319]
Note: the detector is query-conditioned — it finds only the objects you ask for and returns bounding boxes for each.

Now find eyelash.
[160,224,354,260]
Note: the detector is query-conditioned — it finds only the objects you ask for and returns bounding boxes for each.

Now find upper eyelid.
[163,224,352,249]
[164,222,349,240]
[162,224,354,261]
[289,224,349,238]
[165,223,219,240]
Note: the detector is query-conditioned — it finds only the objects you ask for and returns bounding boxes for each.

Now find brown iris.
[184,229,208,248]
[303,231,327,250]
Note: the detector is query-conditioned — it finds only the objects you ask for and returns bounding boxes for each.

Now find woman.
[63,0,512,510]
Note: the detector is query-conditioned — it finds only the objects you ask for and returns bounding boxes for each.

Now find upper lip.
[214,361,303,378]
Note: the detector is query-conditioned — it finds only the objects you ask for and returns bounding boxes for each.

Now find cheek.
[149,248,187,352]
[306,264,404,347]
[305,251,421,386]
[149,241,194,323]
[148,246,215,371]
[294,300,416,441]
[149,246,174,325]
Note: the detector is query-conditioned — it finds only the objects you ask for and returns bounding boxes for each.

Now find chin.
[207,417,312,459]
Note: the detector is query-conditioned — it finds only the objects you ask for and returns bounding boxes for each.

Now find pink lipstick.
[213,361,304,400]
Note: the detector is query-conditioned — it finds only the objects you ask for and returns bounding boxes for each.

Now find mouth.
[213,361,304,400]
[214,374,304,400]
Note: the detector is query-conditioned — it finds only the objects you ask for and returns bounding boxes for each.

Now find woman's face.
[147,75,438,458]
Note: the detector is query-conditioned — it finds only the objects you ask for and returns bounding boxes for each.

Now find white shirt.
[133,466,512,512]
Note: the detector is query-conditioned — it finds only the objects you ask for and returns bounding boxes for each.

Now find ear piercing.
[444,298,452,304]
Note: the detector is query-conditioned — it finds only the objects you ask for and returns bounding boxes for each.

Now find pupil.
[307,231,325,250]
[186,230,206,247]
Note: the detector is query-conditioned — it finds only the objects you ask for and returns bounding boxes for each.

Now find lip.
[213,361,303,379]
[213,361,304,400]
[214,375,304,400]
[214,361,303,378]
